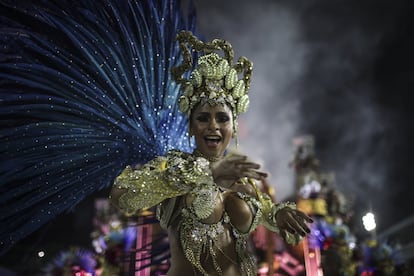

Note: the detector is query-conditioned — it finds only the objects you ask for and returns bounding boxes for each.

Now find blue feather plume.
[0,0,197,254]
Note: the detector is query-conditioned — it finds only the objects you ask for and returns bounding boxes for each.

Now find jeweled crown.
[171,31,253,118]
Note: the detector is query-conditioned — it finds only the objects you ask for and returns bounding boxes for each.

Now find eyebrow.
[196,111,229,115]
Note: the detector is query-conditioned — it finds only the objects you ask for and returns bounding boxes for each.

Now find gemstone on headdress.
[225,68,238,90]
[233,80,245,99]
[206,79,224,93]
[237,94,250,114]
[190,70,202,87]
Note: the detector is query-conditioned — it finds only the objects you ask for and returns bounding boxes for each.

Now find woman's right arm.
[110,150,217,217]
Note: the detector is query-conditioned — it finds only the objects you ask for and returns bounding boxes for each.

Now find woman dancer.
[111,31,312,276]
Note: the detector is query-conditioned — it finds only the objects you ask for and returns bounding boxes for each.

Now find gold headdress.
[171,31,253,121]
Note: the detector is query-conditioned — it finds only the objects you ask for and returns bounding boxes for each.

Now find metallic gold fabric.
[248,178,306,245]
[178,191,262,276]
[114,150,215,216]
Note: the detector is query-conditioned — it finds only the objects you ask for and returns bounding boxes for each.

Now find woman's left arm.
[212,153,313,243]
[247,178,313,244]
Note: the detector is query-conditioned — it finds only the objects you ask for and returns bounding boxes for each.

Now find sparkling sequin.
[115,150,215,216]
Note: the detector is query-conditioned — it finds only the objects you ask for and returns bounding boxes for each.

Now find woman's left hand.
[275,207,313,238]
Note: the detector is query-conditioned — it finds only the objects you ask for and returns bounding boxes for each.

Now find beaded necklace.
[193,149,222,163]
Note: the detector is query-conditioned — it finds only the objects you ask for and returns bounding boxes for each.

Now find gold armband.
[247,179,305,245]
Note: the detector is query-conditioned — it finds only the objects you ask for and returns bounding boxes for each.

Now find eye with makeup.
[216,113,230,123]
[195,113,209,122]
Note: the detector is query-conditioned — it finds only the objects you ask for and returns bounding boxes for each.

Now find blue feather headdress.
[0,0,197,254]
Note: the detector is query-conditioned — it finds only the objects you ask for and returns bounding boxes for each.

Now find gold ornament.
[171,31,253,125]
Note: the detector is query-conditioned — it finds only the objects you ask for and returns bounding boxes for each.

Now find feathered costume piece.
[0,0,196,255]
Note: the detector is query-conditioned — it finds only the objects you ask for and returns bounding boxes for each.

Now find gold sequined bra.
[157,190,262,276]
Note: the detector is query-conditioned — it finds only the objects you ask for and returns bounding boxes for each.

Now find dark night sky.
[1,0,414,271]
[193,0,414,240]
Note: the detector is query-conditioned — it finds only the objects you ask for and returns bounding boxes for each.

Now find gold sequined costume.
[114,150,304,275]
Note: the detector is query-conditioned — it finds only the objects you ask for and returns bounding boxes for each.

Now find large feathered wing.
[0,0,196,254]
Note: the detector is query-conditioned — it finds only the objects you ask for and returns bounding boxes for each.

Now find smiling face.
[190,103,234,159]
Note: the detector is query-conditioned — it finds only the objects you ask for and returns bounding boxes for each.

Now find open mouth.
[204,135,221,146]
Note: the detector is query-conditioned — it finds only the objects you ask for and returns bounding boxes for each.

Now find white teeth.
[205,136,220,141]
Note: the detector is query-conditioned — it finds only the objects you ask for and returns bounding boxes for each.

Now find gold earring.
[233,119,238,147]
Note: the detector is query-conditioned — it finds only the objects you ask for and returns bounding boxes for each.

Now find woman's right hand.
[211,153,268,189]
